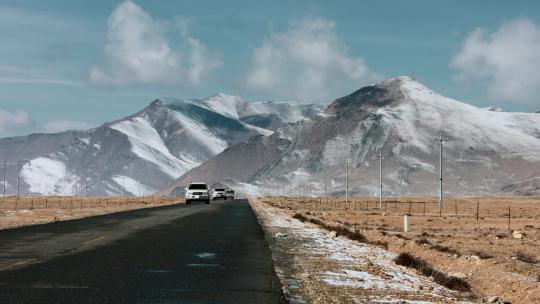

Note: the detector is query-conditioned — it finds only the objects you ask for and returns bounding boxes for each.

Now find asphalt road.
[0,199,285,304]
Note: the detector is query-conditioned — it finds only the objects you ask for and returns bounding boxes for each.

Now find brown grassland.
[0,196,184,229]
[262,196,540,303]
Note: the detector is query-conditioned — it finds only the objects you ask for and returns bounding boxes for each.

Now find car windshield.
[215,188,225,191]
[226,191,233,193]
[188,184,207,190]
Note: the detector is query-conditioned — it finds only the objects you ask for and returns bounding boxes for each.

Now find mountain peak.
[150,98,165,107]
[483,106,506,112]
[205,92,243,102]
[328,76,422,113]
[376,75,428,92]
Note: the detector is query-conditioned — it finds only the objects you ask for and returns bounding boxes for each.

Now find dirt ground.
[259,196,540,303]
[0,196,184,229]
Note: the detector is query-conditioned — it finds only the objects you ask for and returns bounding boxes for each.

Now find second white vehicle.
[212,188,228,200]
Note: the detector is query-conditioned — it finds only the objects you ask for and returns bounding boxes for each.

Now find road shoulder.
[249,198,470,303]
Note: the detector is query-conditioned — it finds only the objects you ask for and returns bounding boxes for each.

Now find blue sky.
[1,0,540,137]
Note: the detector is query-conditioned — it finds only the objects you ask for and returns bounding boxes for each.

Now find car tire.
[186,200,191,204]
[205,199,210,204]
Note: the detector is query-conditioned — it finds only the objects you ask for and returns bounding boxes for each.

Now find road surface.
[0,199,285,303]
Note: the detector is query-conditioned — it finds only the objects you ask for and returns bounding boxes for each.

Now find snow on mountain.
[374,77,540,160]
[248,101,325,123]
[110,116,195,178]
[162,76,540,197]
[2,93,318,196]
[192,93,325,131]
[21,157,76,195]
[196,93,246,119]
[482,106,505,112]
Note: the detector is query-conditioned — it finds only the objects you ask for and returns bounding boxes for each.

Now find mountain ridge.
[160,76,540,197]
[0,94,322,196]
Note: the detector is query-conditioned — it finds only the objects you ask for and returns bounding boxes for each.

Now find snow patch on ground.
[262,203,464,302]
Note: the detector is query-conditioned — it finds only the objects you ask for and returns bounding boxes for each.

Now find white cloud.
[90,1,221,86]
[44,120,94,133]
[0,110,94,138]
[0,77,84,87]
[0,109,35,138]
[245,18,380,103]
[451,18,540,106]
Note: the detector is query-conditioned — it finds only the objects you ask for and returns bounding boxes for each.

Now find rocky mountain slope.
[0,94,322,196]
[161,76,540,197]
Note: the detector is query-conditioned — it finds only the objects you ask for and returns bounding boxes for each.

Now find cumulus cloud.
[0,109,35,138]
[245,18,379,103]
[451,18,540,106]
[90,1,221,86]
[44,120,94,133]
[0,109,95,138]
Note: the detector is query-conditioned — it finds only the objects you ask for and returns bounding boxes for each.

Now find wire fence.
[0,196,184,210]
[263,196,540,220]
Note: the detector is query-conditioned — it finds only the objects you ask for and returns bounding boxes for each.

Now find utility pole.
[2,160,6,202]
[17,161,20,197]
[309,173,312,198]
[345,158,349,205]
[325,174,328,200]
[297,177,301,202]
[289,175,292,198]
[84,167,88,197]
[435,134,448,216]
[378,152,383,209]
[75,169,79,196]
[16,159,30,198]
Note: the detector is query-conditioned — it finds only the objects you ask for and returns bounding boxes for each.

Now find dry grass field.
[261,196,540,303]
[0,196,184,229]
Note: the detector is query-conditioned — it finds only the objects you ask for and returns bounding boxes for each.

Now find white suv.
[185,182,209,204]
[212,188,227,200]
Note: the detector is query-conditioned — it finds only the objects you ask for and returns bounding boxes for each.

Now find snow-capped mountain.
[196,93,325,130]
[482,106,505,112]
[161,76,540,197]
[0,94,322,196]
